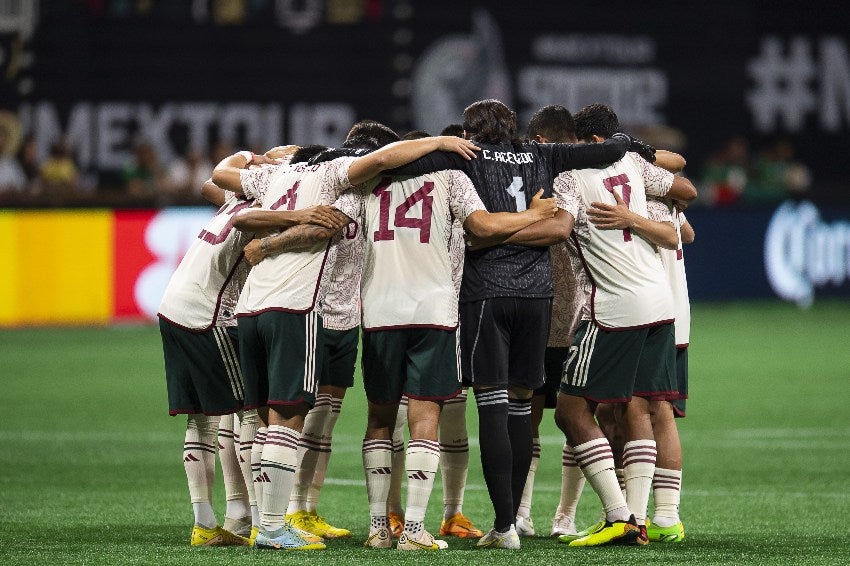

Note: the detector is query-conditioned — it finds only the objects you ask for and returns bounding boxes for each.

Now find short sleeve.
[239,164,278,201]
[553,171,581,221]
[632,153,674,197]
[321,157,357,201]
[448,171,487,223]
[646,199,673,223]
[333,188,365,223]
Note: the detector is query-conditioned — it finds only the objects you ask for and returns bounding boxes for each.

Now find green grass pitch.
[1,300,849,564]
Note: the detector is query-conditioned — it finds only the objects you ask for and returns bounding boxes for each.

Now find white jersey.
[555,152,675,329]
[158,195,255,330]
[335,170,484,330]
[235,157,355,315]
[659,209,691,346]
[321,215,366,331]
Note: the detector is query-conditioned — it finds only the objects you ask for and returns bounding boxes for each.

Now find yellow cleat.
[440,513,484,538]
[306,510,352,538]
[646,519,685,543]
[388,512,404,539]
[285,511,326,543]
[249,526,259,546]
[558,520,604,544]
[190,524,251,547]
[567,516,640,547]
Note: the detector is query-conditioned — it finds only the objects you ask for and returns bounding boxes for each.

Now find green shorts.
[237,310,324,410]
[559,321,675,403]
[361,328,461,403]
[321,327,359,388]
[159,318,243,416]
[671,346,689,417]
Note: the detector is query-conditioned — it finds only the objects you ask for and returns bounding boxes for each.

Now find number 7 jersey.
[335,170,486,330]
[555,152,675,329]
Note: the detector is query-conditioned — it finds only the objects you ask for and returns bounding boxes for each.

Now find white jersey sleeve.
[631,152,674,198]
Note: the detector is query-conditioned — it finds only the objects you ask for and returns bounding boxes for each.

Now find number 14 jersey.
[335,170,486,331]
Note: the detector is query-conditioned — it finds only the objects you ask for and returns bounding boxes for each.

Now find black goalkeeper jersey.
[389,137,629,302]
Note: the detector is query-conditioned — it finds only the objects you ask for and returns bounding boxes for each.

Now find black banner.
[6,1,850,202]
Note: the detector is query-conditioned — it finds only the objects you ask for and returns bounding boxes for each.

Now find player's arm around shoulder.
[346,136,479,186]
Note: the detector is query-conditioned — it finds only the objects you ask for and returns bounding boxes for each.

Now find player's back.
[567,153,674,329]
[359,172,460,330]
[659,209,691,346]
[158,195,254,330]
[458,141,564,302]
[237,158,353,315]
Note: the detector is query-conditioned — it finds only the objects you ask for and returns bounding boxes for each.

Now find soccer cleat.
[388,512,404,539]
[223,515,252,538]
[550,512,577,537]
[397,529,448,550]
[364,526,393,548]
[286,510,343,540]
[305,511,352,538]
[254,524,326,550]
[249,526,259,546]
[514,515,536,537]
[567,516,640,547]
[190,524,251,546]
[646,520,685,543]
[476,525,521,549]
[634,523,649,546]
[558,520,604,543]
[440,513,484,538]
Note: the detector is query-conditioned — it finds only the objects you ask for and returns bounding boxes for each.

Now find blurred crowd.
[0,126,233,208]
[0,120,811,209]
[697,136,811,207]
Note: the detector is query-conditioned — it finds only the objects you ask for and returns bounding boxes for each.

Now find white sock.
[573,437,630,522]
[439,390,468,520]
[404,439,440,536]
[288,394,334,514]
[218,414,250,522]
[556,442,586,519]
[259,426,300,531]
[652,467,682,527]
[623,440,657,525]
[251,427,267,514]
[238,410,259,510]
[363,438,393,527]
[307,395,341,512]
[387,399,407,516]
[517,436,540,519]
[184,414,220,528]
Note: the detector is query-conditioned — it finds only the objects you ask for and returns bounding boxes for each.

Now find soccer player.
[211,131,480,551]
[158,147,317,546]
[513,105,588,538]
[332,164,559,551]
[646,204,694,543]
[550,103,697,547]
[391,98,652,548]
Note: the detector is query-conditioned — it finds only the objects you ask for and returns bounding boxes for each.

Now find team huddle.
[158,99,697,551]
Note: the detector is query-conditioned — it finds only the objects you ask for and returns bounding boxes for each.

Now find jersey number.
[602,174,633,242]
[197,200,253,245]
[505,176,526,211]
[269,181,299,211]
[372,177,435,244]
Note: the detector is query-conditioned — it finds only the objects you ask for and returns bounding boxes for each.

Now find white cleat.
[515,515,536,537]
[550,512,577,537]
[476,525,521,549]
[364,527,392,548]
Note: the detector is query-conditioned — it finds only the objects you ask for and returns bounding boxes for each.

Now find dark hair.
[401,130,431,141]
[574,103,619,142]
[439,124,464,137]
[307,147,372,166]
[290,144,329,164]
[344,120,400,150]
[462,99,517,144]
[526,105,577,143]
